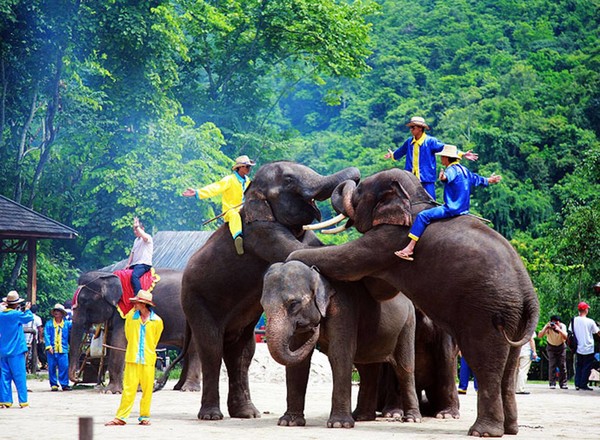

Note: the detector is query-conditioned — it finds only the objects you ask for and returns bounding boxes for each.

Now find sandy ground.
[2,345,599,440]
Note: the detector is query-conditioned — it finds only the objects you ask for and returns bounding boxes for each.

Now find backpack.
[566,317,578,352]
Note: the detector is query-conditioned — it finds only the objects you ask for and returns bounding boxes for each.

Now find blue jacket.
[44,318,72,354]
[392,134,445,183]
[0,309,34,357]
[443,163,489,215]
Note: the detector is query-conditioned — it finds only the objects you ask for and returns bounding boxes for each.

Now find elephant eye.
[287,300,301,314]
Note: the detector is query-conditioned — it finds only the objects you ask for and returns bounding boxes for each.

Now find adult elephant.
[68,269,201,393]
[181,161,360,420]
[287,169,539,437]
[261,261,421,428]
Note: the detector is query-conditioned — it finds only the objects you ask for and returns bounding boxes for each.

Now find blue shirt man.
[385,116,478,199]
[395,144,501,261]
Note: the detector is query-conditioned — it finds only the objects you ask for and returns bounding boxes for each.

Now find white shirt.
[130,235,153,266]
[24,313,43,344]
[570,316,599,355]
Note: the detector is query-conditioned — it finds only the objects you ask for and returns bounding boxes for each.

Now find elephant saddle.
[114,268,160,317]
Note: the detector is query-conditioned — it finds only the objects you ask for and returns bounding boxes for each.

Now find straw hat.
[2,290,24,305]
[232,155,256,170]
[130,290,156,307]
[405,116,430,130]
[51,303,68,315]
[435,144,461,159]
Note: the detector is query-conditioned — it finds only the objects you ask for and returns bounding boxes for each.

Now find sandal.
[394,250,414,261]
[105,418,126,426]
[139,419,151,425]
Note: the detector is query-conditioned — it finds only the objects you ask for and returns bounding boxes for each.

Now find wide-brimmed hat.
[130,290,156,307]
[51,303,68,315]
[578,301,590,311]
[2,290,24,305]
[435,144,461,159]
[405,116,430,130]
[232,155,256,170]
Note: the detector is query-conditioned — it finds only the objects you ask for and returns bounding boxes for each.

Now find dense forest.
[1,0,599,326]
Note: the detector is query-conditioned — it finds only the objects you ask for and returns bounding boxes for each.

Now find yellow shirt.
[196,173,250,214]
[124,309,164,366]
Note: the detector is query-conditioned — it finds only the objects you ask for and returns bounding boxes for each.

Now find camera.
[549,322,556,328]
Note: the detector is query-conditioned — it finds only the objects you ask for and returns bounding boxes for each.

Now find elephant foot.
[278,413,306,427]
[228,402,261,419]
[327,413,355,428]
[503,420,519,435]
[174,381,201,392]
[380,406,403,420]
[468,419,505,437]
[352,409,376,422]
[100,383,123,394]
[402,409,422,423]
[435,407,460,419]
[198,406,224,420]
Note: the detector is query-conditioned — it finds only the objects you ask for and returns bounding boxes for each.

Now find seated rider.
[182,155,255,255]
[127,217,153,294]
[395,145,501,261]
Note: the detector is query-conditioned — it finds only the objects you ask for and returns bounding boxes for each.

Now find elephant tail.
[154,322,192,392]
[492,298,539,348]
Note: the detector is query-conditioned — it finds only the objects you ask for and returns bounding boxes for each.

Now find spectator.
[127,217,153,295]
[515,332,537,395]
[105,290,164,426]
[0,291,34,408]
[569,302,600,391]
[23,304,44,372]
[458,353,478,395]
[44,303,72,391]
[538,315,568,389]
[384,116,478,200]
[182,155,255,255]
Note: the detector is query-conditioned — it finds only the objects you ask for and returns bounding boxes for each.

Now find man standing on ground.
[570,302,600,391]
[538,315,568,389]
[44,303,72,391]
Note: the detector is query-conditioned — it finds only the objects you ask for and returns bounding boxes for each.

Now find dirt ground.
[2,346,600,440]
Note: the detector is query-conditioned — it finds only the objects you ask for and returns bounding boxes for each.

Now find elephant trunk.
[311,167,360,201]
[68,318,88,383]
[265,310,320,367]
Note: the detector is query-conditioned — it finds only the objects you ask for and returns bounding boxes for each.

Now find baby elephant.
[261,261,421,428]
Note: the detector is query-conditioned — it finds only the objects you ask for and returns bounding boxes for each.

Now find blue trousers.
[130,264,151,295]
[422,182,436,200]
[458,357,478,391]
[0,354,28,406]
[408,205,459,241]
[574,353,595,389]
[47,352,69,388]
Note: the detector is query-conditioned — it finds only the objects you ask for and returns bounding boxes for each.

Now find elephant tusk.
[303,213,346,231]
[321,224,347,234]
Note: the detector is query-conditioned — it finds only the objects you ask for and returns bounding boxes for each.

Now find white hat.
[232,155,256,170]
[406,116,430,130]
[51,303,68,315]
[435,144,461,159]
[130,290,156,307]
[2,290,24,305]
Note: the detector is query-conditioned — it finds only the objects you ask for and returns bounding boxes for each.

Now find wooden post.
[79,417,93,440]
[26,238,37,304]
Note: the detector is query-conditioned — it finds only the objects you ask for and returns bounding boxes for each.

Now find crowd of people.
[1,116,598,424]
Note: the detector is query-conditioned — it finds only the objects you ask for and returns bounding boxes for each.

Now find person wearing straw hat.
[395,144,501,261]
[385,116,478,200]
[105,290,163,426]
[182,155,255,255]
[0,291,33,408]
[44,303,72,391]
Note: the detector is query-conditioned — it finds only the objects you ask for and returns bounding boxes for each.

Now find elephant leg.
[105,321,125,394]
[393,330,422,423]
[278,354,311,427]
[353,363,381,421]
[174,345,202,392]
[327,336,356,428]
[222,324,260,418]
[427,335,460,419]
[502,347,521,435]
[466,344,509,437]
[193,317,225,420]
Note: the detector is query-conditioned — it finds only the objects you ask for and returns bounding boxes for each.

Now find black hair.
[446,156,460,164]
[550,315,561,322]
[31,304,39,313]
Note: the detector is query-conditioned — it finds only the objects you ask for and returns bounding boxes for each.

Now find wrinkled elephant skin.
[181,161,360,420]
[287,169,539,437]
[69,269,201,393]
[261,261,421,428]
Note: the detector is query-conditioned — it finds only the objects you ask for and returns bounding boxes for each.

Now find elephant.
[261,261,421,428]
[287,168,539,437]
[68,268,201,393]
[181,161,360,420]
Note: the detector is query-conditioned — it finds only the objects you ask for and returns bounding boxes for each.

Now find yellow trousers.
[224,209,242,238]
[115,362,156,422]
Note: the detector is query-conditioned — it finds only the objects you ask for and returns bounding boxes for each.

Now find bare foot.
[394,250,414,261]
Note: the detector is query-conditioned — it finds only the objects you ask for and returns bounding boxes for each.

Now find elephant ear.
[104,275,124,307]
[311,266,334,318]
[372,180,413,227]
[243,189,276,223]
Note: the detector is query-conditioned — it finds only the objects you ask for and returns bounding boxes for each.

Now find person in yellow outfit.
[105,290,164,426]
[182,155,255,255]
